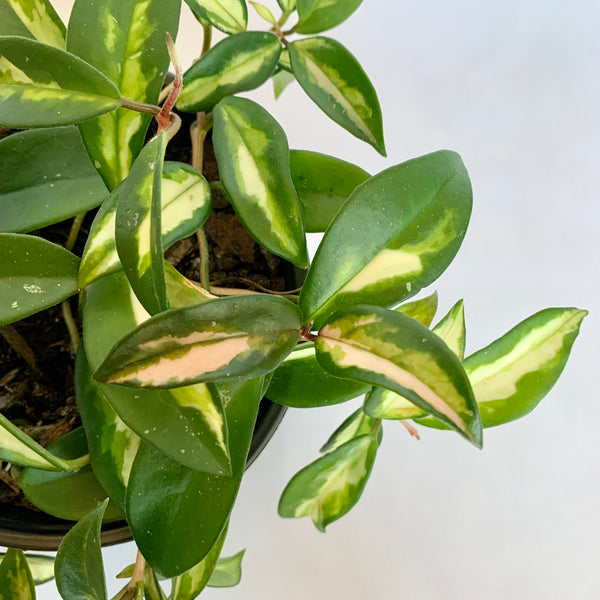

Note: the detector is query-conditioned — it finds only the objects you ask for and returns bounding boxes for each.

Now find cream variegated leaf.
[0,549,35,600]
[320,407,382,454]
[0,0,65,47]
[184,0,247,34]
[0,553,54,585]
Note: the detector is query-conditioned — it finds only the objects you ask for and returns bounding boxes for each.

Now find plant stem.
[299,325,317,342]
[201,23,212,56]
[157,33,183,133]
[61,300,80,354]
[65,212,86,252]
[399,419,420,440]
[0,325,42,378]
[196,228,211,292]
[370,418,382,437]
[119,97,161,116]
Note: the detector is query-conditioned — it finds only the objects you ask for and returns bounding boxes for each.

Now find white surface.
[38,1,600,598]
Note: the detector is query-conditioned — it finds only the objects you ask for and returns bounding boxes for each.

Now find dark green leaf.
[296,0,363,33]
[0,548,35,600]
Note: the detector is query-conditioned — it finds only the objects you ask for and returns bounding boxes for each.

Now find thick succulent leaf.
[95,294,301,389]
[164,261,214,308]
[316,305,482,447]
[299,150,472,329]
[126,377,263,577]
[0,548,35,600]
[289,149,369,232]
[289,37,384,155]
[82,272,232,474]
[0,0,65,46]
[296,0,363,33]
[178,31,281,113]
[0,36,120,127]
[418,307,587,430]
[79,161,211,288]
[67,0,180,190]
[320,407,381,454]
[363,385,424,421]
[266,342,368,408]
[0,234,79,325]
[19,428,123,522]
[184,0,247,34]
[0,552,54,585]
[394,291,439,327]
[170,527,227,600]
[207,551,245,588]
[115,133,168,315]
[75,348,140,512]
[273,68,295,98]
[0,126,108,233]
[279,434,377,531]
[213,96,308,268]
[433,299,466,359]
[55,499,108,600]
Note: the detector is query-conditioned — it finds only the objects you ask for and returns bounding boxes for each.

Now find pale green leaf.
[184,0,247,34]
[207,550,245,588]
[320,407,382,454]
[273,68,295,98]
[0,0,65,47]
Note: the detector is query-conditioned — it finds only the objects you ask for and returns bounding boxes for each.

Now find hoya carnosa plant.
[0,0,586,597]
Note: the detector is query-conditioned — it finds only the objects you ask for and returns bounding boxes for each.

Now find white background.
[36,0,600,598]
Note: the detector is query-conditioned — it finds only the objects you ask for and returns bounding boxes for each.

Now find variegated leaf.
[394,291,439,327]
[115,133,168,315]
[67,0,181,190]
[266,342,368,408]
[82,272,232,474]
[184,0,247,34]
[296,0,363,34]
[277,0,296,12]
[299,151,472,329]
[19,428,123,522]
[0,548,35,600]
[0,0,65,47]
[178,31,281,113]
[279,434,378,531]
[95,294,302,388]
[207,550,245,588]
[289,149,369,232]
[212,96,309,268]
[165,261,214,308]
[79,161,211,288]
[289,37,385,155]
[320,407,382,454]
[418,307,587,429]
[0,36,120,127]
[316,305,482,447]
[0,126,108,233]
[433,299,466,359]
[0,234,79,326]
[0,553,54,585]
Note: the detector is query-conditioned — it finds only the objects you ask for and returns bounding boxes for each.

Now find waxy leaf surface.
[67,0,180,189]
[184,0,247,34]
[82,272,232,474]
[0,36,120,127]
[300,151,472,328]
[273,68,295,98]
[178,31,281,113]
[207,551,245,588]
[279,434,377,531]
[289,149,369,232]
[266,342,368,408]
[320,407,382,454]
[289,37,384,154]
[0,0,65,46]
[0,548,35,600]
[0,552,54,585]
[394,291,439,328]
[296,0,363,33]
[213,96,308,268]
[79,161,211,288]
[316,305,482,447]
[95,294,301,388]
[55,499,108,600]
[0,234,79,325]
[0,126,108,233]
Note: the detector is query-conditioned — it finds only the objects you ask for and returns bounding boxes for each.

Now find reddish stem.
[157,32,182,133]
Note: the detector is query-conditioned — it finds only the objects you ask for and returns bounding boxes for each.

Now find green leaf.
[394,291,439,327]
[207,550,245,588]
[0,233,79,326]
[82,272,232,475]
[277,0,296,13]
[0,548,35,600]
[79,161,212,289]
[299,150,472,329]
[320,407,382,454]
[213,96,308,268]
[0,0,65,47]
[0,552,54,585]
[250,1,275,24]
[55,499,108,600]
[18,428,123,522]
[178,31,281,113]
[273,68,295,98]
[184,0,247,34]
[266,342,368,408]
[126,377,263,577]
[95,294,301,388]
[289,149,369,232]
[289,37,385,155]
[115,133,168,315]
[417,307,587,430]
[296,0,363,33]
[433,299,466,359]
[67,0,181,190]
[316,305,482,447]
[0,36,120,127]
[0,126,108,233]
[279,434,377,531]
[144,563,168,600]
